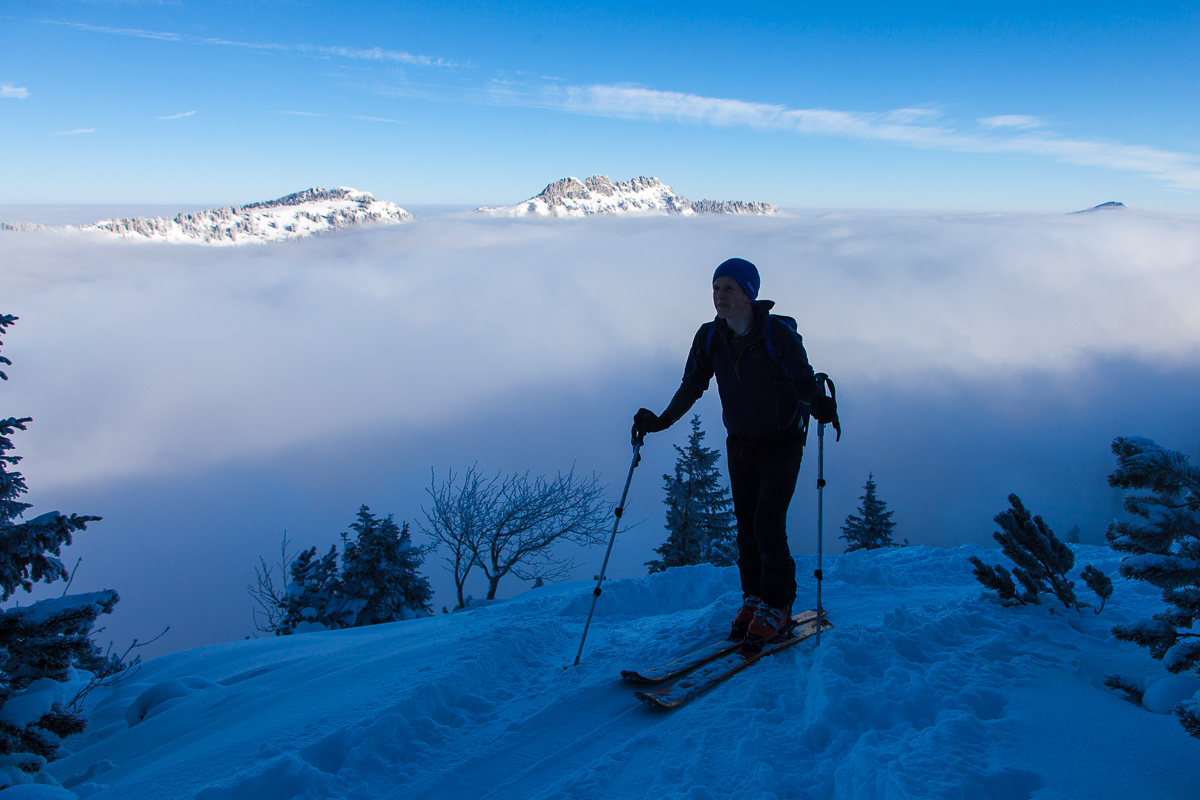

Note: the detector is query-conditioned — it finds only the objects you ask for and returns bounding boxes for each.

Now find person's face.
[713,276,752,320]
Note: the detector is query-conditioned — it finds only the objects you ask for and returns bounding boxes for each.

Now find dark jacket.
[668,300,819,438]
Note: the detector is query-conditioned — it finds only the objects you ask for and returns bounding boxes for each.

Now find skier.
[632,257,837,645]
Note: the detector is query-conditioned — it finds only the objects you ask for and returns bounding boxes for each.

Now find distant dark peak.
[1075,201,1127,213]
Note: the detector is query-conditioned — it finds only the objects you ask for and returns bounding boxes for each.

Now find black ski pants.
[726,431,803,611]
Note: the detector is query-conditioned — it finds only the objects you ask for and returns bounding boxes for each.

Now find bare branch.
[248,532,297,634]
[423,466,611,601]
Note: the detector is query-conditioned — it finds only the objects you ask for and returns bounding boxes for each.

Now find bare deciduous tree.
[421,466,610,607]
[248,533,297,633]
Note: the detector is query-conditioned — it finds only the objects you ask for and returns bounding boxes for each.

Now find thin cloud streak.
[351,115,403,123]
[280,110,324,117]
[1,84,30,99]
[53,128,95,135]
[43,21,181,41]
[978,114,1045,129]
[42,19,457,67]
[158,110,196,120]
[501,83,1200,190]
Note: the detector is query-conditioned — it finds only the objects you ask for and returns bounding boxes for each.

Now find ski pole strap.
[814,372,842,442]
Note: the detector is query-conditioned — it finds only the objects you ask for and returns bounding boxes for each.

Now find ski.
[634,613,832,709]
[620,608,821,685]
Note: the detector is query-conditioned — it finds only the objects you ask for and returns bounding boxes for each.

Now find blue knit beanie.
[713,258,760,301]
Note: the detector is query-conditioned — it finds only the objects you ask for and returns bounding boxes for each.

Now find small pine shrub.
[969,494,1110,614]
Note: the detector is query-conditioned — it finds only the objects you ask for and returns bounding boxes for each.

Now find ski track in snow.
[48,545,1200,799]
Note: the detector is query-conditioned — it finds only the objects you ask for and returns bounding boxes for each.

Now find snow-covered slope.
[74,188,411,245]
[478,175,778,218]
[41,544,1200,800]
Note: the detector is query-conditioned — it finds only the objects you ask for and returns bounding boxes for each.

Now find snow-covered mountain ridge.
[0,188,411,245]
[79,187,411,245]
[478,175,779,217]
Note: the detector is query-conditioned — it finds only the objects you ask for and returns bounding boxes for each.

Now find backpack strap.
[707,313,799,367]
[764,314,799,367]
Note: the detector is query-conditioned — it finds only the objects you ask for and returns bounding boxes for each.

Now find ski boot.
[741,603,793,655]
[727,596,763,642]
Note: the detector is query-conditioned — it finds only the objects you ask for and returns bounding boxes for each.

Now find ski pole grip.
[593,586,602,597]
[614,507,623,518]
[814,569,823,580]
[817,478,826,488]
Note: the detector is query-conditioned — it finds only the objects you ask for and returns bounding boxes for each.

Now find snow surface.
[478,176,778,218]
[41,543,1200,799]
[0,188,411,246]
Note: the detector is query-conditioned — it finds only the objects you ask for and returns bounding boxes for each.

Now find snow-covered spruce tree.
[969,494,1112,614]
[339,505,433,625]
[0,313,113,787]
[274,545,347,635]
[273,506,435,634]
[1101,436,1200,739]
[840,473,898,551]
[646,415,737,573]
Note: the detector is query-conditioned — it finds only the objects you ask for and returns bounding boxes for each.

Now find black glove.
[631,408,664,445]
[810,395,838,426]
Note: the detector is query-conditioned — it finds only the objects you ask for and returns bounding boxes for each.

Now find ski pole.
[813,372,838,646]
[816,419,825,646]
[572,432,643,666]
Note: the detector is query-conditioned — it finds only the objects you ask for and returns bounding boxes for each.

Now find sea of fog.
[2,208,1199,657]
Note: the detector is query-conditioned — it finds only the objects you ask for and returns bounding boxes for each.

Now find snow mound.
[73,187,411,245]
[125,677,220,727]
[1143,674,1200,714]
[477,175,778,218]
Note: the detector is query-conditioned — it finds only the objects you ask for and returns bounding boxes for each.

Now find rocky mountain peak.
[478,176,777,218]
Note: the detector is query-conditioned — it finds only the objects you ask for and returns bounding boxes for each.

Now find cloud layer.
[5,211,1200,653]
[4,210,1200,489]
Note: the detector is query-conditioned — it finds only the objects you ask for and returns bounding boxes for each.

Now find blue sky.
[3,2,1200,209]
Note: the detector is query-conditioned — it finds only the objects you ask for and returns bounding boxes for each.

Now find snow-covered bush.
[1102,436,1200,739]
[647,415,736,573]
[275,545,351,635]
[271,505,433,635]
[0,313,115,787]
[840,473,900,551]
[969,494,1111,613]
